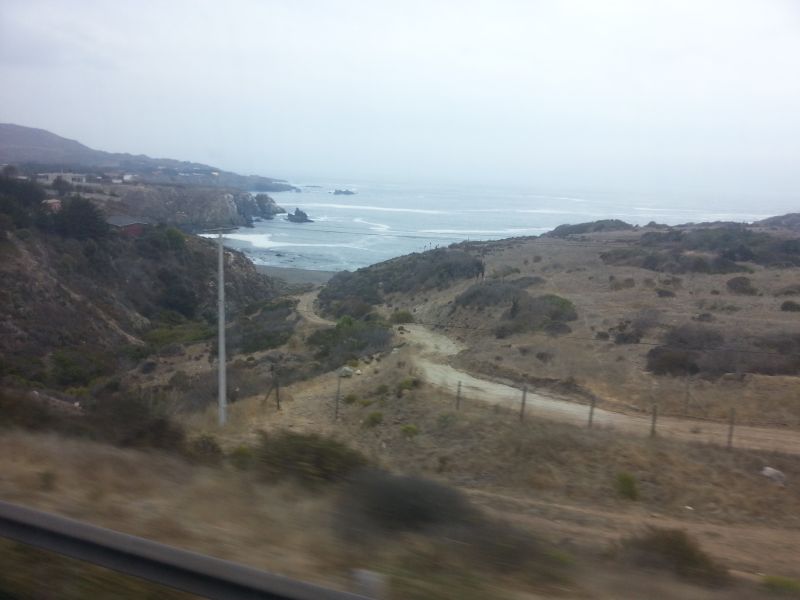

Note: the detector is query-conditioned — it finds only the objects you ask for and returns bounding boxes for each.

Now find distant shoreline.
[255,265,336,285]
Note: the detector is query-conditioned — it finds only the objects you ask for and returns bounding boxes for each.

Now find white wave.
[213,232,365,250]
[420,227,547,235]
[353,217,390,231]
[296,202,448,215]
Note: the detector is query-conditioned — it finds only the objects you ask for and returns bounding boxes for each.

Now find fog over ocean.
[216,181,796,272]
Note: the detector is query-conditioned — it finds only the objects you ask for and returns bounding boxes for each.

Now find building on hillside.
[36,173,86,185]
[42,198,62,213]
[106,215,151,237]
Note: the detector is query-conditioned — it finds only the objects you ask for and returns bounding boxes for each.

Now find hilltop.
[0,123,296,192]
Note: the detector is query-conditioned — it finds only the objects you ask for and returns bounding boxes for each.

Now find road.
[299,292,800,454]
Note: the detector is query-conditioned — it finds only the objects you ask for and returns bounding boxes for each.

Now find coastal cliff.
[107,186,286,231]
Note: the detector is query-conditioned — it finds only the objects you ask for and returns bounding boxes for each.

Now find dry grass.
[188,347,800,527]
[384,233,800,426]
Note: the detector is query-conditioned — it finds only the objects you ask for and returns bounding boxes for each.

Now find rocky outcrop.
[109,185,286,231]
[235,194,287,223]
[287,208,313,223]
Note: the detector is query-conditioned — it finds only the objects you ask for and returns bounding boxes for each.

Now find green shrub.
[87,394,186,452]
[186,434,223,465]
[437,413,457,428]
[307,317,391,368]
[762,575,800,596]
[254,431,367,484]
[143,321,214,349]
[781,300,800,312]
[726,276,758,295]
[395,377,420,397]
[616,472,639,500]
[375,384,389,396]
[364,411,384,427]
[390,310,414,324]
[401,424,419,439]
[620,527,729,585]
[228,445,257,471]
[343,393,358,405]
[344,470,475,532]
[50,347,116,387]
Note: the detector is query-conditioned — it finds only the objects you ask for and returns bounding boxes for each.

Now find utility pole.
[217,233,227,426]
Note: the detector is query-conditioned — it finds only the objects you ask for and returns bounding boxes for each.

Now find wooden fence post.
[456,381,462,411]
[274,374,281,411]
[588,397,596,428]
[650,404,658,437]
[334,375,342,421]
[519,386,527,422]
[727,407,735,449]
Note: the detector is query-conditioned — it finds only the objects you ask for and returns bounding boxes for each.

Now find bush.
[228,445,257,471]
[364,411,384,427]
[53,197,108,240]
[87,394,187,452]
[50,347,117,387]
[344,470,475,532]
[616,472,639,500]
[343,393,358,405]
[143,321,214,349]
[307,317,391,369]
[254,431,367,484]
[726,276,758,295]
[395,377,420,397]
[620,528,729,585]
[186,434,223,465]
[762,575,800,596]
[781,301,800,312]
[401,424,419,439]
[655,288,675,298]
[390,310,414,324]
[646,347,699,376]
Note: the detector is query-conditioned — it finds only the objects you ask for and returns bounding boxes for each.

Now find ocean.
[215,181,794,272]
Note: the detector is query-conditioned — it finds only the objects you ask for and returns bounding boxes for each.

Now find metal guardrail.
[0,500,368,600]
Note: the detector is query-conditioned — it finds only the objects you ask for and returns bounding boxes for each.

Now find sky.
[1,0,799,199]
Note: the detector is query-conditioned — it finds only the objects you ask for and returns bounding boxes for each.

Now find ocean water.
[215,181,792,272]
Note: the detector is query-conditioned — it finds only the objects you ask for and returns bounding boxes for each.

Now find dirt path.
[403,324,800,454]
[296,291,335,327]
[299,293,800,454]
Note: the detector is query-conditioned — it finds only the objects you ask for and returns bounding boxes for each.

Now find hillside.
[317,218,800,426]
[0,175,280,390]
[0,123,296,192]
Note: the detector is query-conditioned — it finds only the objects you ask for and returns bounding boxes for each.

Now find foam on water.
[215,181,793,272]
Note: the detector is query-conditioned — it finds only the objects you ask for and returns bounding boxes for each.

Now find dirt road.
[300,293,800,454]
[296,291,335,327]
[403,324,800,454]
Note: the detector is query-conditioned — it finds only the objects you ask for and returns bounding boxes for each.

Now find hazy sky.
[1,0,799,197]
